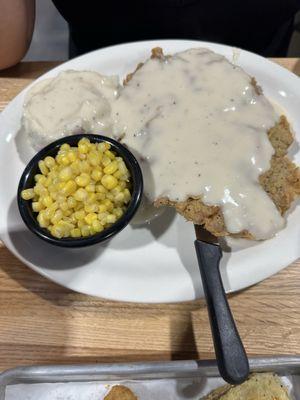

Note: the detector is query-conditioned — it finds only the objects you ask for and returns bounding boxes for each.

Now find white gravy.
[112,48,284,239]
[23,70,119,150]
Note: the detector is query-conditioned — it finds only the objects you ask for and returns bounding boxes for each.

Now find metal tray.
[1,356,300,399]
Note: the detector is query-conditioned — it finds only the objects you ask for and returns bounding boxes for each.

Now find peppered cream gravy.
[113,48,284,239]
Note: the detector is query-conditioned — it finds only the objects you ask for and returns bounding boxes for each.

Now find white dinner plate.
[0,40,299,303]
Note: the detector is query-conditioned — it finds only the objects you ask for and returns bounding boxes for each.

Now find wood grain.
[0,59,299,371]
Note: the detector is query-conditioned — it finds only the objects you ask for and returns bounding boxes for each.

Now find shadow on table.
[170,311,209,396]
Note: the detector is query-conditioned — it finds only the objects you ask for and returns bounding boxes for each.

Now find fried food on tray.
[104,385,138,400]
[203,373,290,400]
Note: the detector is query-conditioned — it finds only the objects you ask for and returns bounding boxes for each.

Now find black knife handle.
[194,239,249,384]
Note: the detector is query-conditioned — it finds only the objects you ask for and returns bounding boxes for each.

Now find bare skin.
[0,0,35,70]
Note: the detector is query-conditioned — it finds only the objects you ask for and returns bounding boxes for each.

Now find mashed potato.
[22,70,120,151]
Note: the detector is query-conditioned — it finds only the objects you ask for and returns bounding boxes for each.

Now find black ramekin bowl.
[17,134,143,248]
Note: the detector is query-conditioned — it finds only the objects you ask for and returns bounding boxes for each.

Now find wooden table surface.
[0,59,299,372]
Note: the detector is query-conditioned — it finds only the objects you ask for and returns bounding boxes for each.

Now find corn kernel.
[74,188,88,201]
[113,208,124,218]
[105,150,115,160]
[34,183,47,196]
[103,199,113,212]
[104,161,118,175]
[59,166,73,182]
[79,160,91,173]
[101,174,118,190]
[98,212,108,222]
[85,212,98,225]
[77,220,85,228]
[74,210,86,220]
[67,196,77,209]
[71,160,81,175]
[91,168,103,182]
[51,225,64,238]
[68,151,77,163]
[70,228,81,238]
[106,193,114,201]
[44,156,56,169]
[32,201,43,212]
[51,209,63,224]
[21,188,35,200]
[81,225,91,237]
[75,173,90,187]
[78,143,89,154]
[38,160,49,175]
[98,142,110,152]
[60,201,69,212]
[106,214,117,224]
[87,193,97,203]
[96,193,106,201]
[37,211,49,228]
[114,192,125,203]
[44,207,53,220]
[96,184,107,193]
[84,203,98,213]
[34,174,43,182]
[61,180,77,196]
[102,155,111,167]
[111,185,121,195]
[123,189,131,203]
[61,155,70,166]
[86,183,95,193]
[92,219,104,233]
[88,151,100,166]
[60,143,70,151]
[98,204,107,213]
[42,195,53,208]
[78,137,91,146]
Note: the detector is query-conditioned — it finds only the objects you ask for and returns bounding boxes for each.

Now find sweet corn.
[34,174,43,182]
[37,211,49,228]
[59,166,73,182]
[74,188,88,201]
[104,161,118,175]
[38,160,49,175]
[74,210,85,220]
[92,219,104,233]
[86,183,95,193]
[75,173,90,187]
[91,168,103,182]
[101,174,118,190]
[32,201,43,212]
[60,143,70,151]
[81,225,91,237]
[85,203,98,213]
[85,212,97,225]
[42,195,53,208]
[67,196,77,209]
[44,156,56,169]
[106,214,117,224]
[22,139,132,238]
[21,188,35,200]
[102,155,111,167]
[70,228,81,238]
[61,180,77,196]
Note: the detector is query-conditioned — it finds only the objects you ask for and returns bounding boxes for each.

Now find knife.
[194,224,249,384]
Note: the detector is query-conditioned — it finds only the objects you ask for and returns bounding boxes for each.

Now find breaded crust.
[125,48,300,239]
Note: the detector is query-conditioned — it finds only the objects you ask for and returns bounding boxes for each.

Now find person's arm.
[0,0,35,70]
